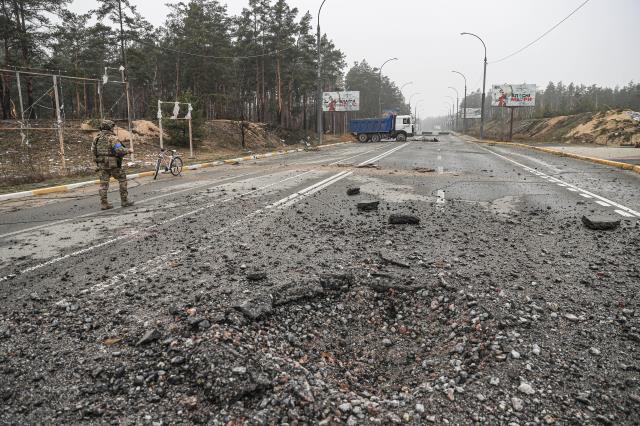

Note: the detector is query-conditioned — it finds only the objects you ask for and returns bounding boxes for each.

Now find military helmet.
[100,120,116,131]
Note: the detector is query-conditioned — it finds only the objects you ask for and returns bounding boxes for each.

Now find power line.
[490,0,591,64]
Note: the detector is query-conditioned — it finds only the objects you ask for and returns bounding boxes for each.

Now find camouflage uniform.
[91,120,133,210]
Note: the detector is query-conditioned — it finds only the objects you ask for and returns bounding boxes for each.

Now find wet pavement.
[0,135,639,424]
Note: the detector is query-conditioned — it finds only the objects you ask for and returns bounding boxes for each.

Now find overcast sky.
[70,0,640,117]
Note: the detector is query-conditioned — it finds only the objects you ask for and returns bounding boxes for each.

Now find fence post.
[158,100,164,149]
[188,118,193,158]
[52,75,66,173]
[15,72,26,144]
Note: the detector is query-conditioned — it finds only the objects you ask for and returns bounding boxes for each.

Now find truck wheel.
[371,133,381,143]
[357,133,369,143]
[396,133,407,142]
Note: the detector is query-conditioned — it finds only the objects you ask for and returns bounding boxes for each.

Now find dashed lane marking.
[478,144,640,218]
[0,172,256,239]
[0,145,406,284]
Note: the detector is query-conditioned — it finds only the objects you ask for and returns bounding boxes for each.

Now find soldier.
[91,120,135,210]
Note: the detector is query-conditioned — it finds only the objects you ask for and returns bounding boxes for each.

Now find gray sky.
[70,0,640,117]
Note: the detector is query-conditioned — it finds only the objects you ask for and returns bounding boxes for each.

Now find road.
[1,135,639,424]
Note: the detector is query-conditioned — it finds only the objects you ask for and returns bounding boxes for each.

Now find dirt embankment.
[0,119,350,191]
[468,110,640,146]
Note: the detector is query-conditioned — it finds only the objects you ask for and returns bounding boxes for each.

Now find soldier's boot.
[99,188,113,210]
[119,180,134,207]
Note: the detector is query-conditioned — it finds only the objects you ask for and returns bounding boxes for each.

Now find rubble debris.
[234,296,273,320]
[136,329,161,346]
[581,215,621,230]
[388,214,420,225]
[378,250,410,268]
[357,201,380,211]
[346,187,360,196]
[414,167,435,173]
[246,269,268,281]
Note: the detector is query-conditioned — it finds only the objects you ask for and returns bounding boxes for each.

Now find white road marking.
[268,142,410,209]
[477,144,640,218]
[595,200,611,207]
[0,145,406,283]
[0,170,312,283]
[615,209,634,218]
[567,188,578,192]
[0,172,256,239]
[437,190,446,204]
[77,144,411,297]
[579,193,592,199]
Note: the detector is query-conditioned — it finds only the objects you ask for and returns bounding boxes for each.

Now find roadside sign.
[491,84,536,107]
[463,108,481,118]
[322,91,360,112]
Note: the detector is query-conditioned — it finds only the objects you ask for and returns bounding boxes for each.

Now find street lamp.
[316,0,328,146]
[448,86,459,131]
[444,101,454,130]
[378,57,398,115]
[414,99,424,125]
[408,92,421,111]
[461,32,487,139]
[400,81,413,95]
[452,70,467,133]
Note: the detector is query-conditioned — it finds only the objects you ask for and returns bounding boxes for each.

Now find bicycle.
[153,149,183,180]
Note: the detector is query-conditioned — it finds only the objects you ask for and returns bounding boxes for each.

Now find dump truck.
[349,114,414,142]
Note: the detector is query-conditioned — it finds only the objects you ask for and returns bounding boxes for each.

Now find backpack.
[92,131,114,157]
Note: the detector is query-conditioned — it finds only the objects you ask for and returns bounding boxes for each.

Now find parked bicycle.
[153,149,183,180]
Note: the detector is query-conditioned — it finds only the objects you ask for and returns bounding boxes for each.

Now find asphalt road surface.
[1,135,639,424]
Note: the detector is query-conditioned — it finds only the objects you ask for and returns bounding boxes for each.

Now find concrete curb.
[0,141,353,202]
[465,137,640,176]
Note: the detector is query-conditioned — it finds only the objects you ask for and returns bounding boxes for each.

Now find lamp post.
[408,92,421,114]
[400,82,413,110]
[444,101,454,130]
[316,0,327,146]
[414,99,424,128]
[461,32,487,139]
[452,70,467,133]
[378,57,398,115]
[448,87,459,132]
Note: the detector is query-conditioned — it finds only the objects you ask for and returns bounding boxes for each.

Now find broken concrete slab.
[581,215,621,231]
[378,250,410,268]
[357,201,380,212]
[389,214,420,225]
[234,296,273,320]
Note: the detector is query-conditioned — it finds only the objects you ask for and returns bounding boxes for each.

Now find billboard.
[463,108,481,119]
[491,84,536,107]
[322,91,360,112]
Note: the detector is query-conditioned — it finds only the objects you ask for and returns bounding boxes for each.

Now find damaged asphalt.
[0,135,639,424]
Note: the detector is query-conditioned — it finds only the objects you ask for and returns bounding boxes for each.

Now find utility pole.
[378,57,398,116]
[120,65,135,161]
[52,75,66,172]
[316,0,327,146]
[448,86,459,132]
[461,32,487,140]
[452,70,467,133]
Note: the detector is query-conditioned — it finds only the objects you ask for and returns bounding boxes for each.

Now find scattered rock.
[388,214,420,225]
[519,382,535,395]
[346,187,360,196]
[511,397,524,411]
[581,215,620,231]
[246,270,267,281]
[234,296,273,320]
[136,329,161,346]
[357,201,380,211]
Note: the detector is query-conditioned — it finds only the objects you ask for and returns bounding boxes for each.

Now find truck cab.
[395,115,414,140]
